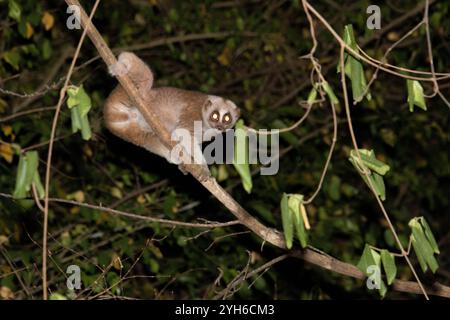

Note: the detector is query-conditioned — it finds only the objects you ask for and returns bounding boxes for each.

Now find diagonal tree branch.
[62,0,450,299]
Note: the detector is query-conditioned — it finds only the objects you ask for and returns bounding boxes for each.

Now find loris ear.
[202,99,213,112]
[235,107,241,118]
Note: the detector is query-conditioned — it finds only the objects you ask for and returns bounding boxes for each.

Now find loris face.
[202,95,240,131]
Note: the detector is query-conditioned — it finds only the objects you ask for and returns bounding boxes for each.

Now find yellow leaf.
[217,164,228,182]
[82,144,93,158]
[0,265,11,274]
[387,32,400,42]
[73,190,85,203]
[0,235,9,246]
[217,47,231,66]
[111,253,123,270]
[137,194,146,204]
[0,143,13,163]
[111,187,122,199]
[148,0,158,6]
[67,190,85,202]
[41,11,55,31]
[0,286,15,299]
[70,206,80,215]
[25,22,34,39]
[1,125,13,136]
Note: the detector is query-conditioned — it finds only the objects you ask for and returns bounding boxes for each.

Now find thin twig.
[338,44,429,299]
[41,0,101,300]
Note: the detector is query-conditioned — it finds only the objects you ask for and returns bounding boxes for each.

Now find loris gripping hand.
[104,52,241,179]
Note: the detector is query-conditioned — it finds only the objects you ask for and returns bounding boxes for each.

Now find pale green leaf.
[49,293,67,300]
[419,217,440,254]
[232,120,252,193]
[3,49,21,70]
[33,172,45,199]
[357,150,390,176]
[307,87,318,105]
[322,82,339,105]
[67,86,92,116]
[380,250,396,285]
[71,106,82,132]
[409,219,439,273]
[357,244,380,275]
[8,0,22,22]
[407,80,427,112]
[79,113,92,141]
[288,194,308,248]
[370,173,386,201]
[281,193,293,249]
[13,153,28,199]
[24,151,39,190]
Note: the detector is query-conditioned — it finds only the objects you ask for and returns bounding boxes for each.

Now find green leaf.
[409,219,439,273]
[13,153,28,199]
[357,245,387,297]
[348,149,389,200]
[67,86,92,116]
[370,172,386,201]
[70,106,92,141]
[380,250,396,285]
[13,151,40,199]
[79,113,92,141]
[33,172,45,199]
[232,120,252,193]
[418,217,440,254]
[3,49,21,70]
[357,244,380,276]
[307,87,318,105]
[68,86,93,140]
[281,193,293,249]
[349,55,371,102]
[343,25,358,51]
[41,39,52,60]
[322,82,339,105]
[288,194,308,248]
[340,25,371,102]
[24,151,39,190]
[49,293,67,300]
[8,0,22,22]
[356,150,390,176]
[407,80,427,112]
[71,106,81,131]
[378,279,388,298]
[411,235,428,273]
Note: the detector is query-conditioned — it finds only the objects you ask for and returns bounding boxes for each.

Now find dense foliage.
[0,0,449,299]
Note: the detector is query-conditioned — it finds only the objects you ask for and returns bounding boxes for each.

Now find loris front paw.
[197,168,211,182]
[108,61,129,77]
[178,164,211,182]
[178,164,189,175]
[108,52,133,76]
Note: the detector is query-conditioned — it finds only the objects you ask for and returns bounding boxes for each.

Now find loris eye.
[222,113,231,124]
[210,111,220,122]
